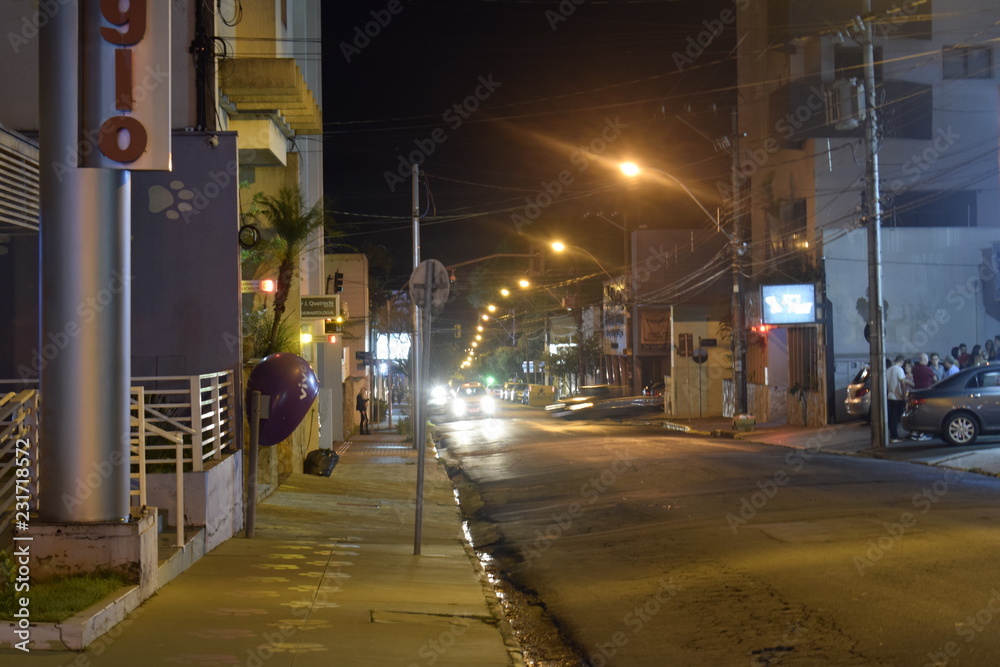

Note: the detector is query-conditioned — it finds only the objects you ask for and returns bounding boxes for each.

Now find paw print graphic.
[148,180,196,220]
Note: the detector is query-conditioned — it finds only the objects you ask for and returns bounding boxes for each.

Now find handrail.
[0,372,232,553]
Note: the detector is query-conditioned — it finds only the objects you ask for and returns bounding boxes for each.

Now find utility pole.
[411,165,422,450]
[731,110,748,416]
[861,3,888,448]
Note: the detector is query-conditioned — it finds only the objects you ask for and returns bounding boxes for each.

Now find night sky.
[322,0,736,292]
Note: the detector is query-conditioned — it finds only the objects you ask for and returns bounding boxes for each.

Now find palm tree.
[255,187,328,355]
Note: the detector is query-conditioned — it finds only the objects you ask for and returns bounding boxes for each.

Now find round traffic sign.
[409,259,451,315]
[692,348,709,364]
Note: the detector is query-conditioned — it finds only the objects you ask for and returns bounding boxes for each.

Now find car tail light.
[854,387,870,398]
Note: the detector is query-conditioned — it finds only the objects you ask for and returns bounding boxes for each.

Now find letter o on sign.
[98,116,148,163]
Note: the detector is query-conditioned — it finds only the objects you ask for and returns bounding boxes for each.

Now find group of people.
[884,337,1000,442]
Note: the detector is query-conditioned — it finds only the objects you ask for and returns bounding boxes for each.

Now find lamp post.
[619,162,741,402]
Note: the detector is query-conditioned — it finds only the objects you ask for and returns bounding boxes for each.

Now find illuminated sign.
[82,0,171,170]
[761,284,816,325]
[300,296,341,319]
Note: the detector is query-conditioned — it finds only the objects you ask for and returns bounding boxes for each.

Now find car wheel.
[942,412,979,446]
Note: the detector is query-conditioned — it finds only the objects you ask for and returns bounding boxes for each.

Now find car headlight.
[431,386,449,405]
[452,398,466,416]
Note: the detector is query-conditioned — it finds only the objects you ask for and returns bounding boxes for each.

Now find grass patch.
[0,553,128,623]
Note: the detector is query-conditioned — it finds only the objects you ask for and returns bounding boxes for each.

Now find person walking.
[886,355,911,443]
[356,388,371,435]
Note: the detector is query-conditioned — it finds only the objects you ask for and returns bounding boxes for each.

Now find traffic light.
[333,272,344,293]
[325,315,345,334]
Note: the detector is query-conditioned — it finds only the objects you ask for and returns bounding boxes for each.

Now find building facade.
[737,0,1000,424]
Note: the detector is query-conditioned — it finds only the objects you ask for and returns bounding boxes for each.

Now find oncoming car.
[452,383,496,419]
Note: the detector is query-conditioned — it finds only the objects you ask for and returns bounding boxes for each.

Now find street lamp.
[620,160,746,411]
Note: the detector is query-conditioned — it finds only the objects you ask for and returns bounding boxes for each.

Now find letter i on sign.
[98,0,149,163]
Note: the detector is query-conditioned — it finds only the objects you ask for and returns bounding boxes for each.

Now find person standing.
[942,355,960,378]
[957,343,970,368]
[928,353,945,382]
[356,388,371,435]
[912,353,936,390]
[886,355,911,443]
[910,354,936,441]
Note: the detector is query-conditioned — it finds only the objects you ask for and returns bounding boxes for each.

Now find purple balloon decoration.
[246,353,320,447]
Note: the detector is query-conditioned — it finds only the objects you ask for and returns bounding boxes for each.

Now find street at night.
[438,406,1000,666]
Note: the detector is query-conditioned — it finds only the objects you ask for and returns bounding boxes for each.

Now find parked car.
[451,383,496,419]
[903,365,1000,445]
[844,365,871,422]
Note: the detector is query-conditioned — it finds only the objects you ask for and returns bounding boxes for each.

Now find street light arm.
[445,253,538,270]
[645,168,733,243]
[553,243,617,283]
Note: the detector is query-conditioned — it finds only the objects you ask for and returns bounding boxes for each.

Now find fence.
[0,371,237,552]
[0,390,38,548]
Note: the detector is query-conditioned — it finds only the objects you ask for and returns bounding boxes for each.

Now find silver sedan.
[902,365,1000,445]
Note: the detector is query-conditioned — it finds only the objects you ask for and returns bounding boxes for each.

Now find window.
[883,190,977,228]
[834,46,883,82]
[943,46,993,79]
[767,199,808,263]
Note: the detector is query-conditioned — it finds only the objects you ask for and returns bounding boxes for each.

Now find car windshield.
[851,366,870,385]
[458,386,487,397]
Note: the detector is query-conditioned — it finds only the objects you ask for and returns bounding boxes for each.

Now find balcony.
[219,57,323,136]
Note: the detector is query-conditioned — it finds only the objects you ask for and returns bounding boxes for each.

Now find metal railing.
[130,371,237,547]
[0,371,236,552]
[130,371,236,471]
[0,390,38,549]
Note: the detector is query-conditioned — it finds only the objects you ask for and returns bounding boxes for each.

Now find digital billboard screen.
[761,284,816,325]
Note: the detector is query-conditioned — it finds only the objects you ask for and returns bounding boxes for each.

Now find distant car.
[903,365,1000,445]
[546,385,641,419]
[503,382,527,401]
[642,380,665,397]
[451,383,496,419]
[547,393,664,420]
[845,365,871,422]
[428,385,455,421]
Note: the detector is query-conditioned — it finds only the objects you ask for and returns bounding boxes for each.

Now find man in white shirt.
[885,355,911,442]
[941,355,960,378]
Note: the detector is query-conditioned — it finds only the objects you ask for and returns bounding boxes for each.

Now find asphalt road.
[436,406,1000,667]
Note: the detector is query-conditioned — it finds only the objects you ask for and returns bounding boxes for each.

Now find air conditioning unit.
[825,78,865,131]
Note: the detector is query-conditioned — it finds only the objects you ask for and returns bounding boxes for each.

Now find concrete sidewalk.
[3,432,522,666]
[651,414,1000,477]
